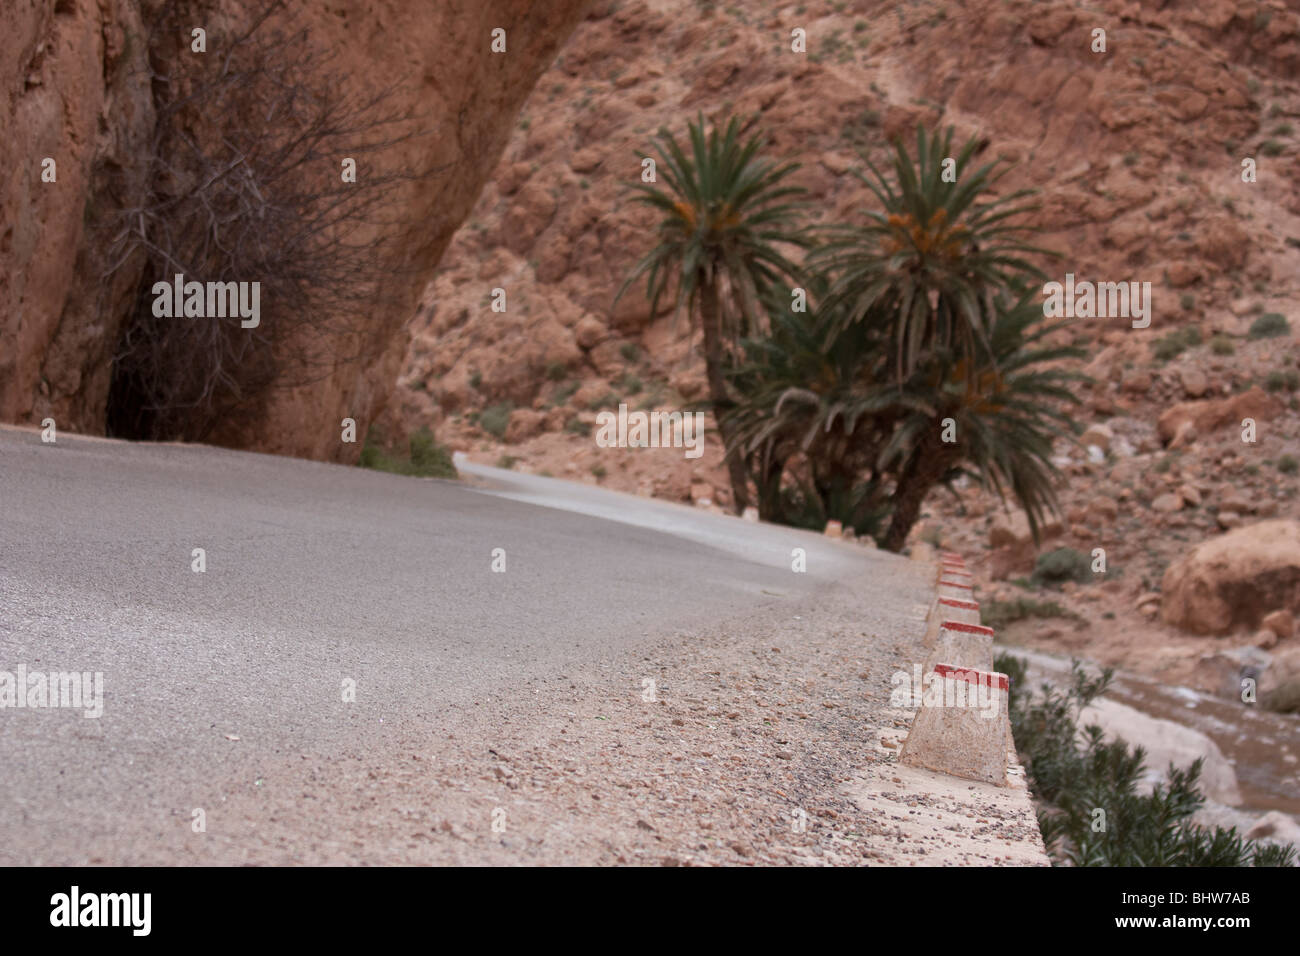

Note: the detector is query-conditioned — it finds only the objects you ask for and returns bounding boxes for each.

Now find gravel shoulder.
[55,577,1044,866]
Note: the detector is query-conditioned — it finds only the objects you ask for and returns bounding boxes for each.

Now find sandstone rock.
[1080,423,1113,451]
[1121,369,1152,395]
[502,180,558,254]
[1262,609,1295,640]
[574,314,607,350]
[1157,386,1284,446]
[1152,492,1183,513]
[1197,214,1250,271]
[1196,645,1272,699]
[989,508,1064,548]
[569,146,603,173]
[1245,811,1300,851]
[1168,419,1197,449]
[1260,646,1300,702]
[1087,496,1119,523]
[1079,698,1242,806]
[1219,489,1254,514]
[1179,366,1210,399]
[1255,628,1280,650]
[1178,484,1202,507]
[505,408,547,444]
[1165,261,1203,288]
[1162,520,1300,634]
[1217,510,1243,530]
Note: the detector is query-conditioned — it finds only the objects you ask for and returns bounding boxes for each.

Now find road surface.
[1,426,1004,864]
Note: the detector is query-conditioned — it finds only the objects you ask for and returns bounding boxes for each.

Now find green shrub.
[359,427,457,479]
[1278,454,1299,475]
[620,374,643,395]
[1266,369,1300,392]
[1152,326,1201,362]
[468,370,482,390]
[545,361,568,382]
[1031,547,1094,587]
[1210,335,1235,356]
[565,416,591,437]
[1249,313,1290,339]
[496,454,519,470]
[407,428,457,477]
[981,596,1076,629]
[996,655,1295,867]
[478,403,513,439]
[619,342,640,362]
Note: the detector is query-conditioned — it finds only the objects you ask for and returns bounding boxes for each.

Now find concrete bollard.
[899,664,1010,786]
[926,596,980,645]
[924,621,995,674]
[938,579,975,600]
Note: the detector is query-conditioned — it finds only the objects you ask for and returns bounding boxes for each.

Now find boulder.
[1179,366,1210,398]
[1196,644,1272,699]
[1262,609,1295,640]
[1079,698,1242,806]
[1080,423,1113,451]
[989,508,1064,549]
[1152,492,1183,513]
[1245,811,1300,852]
[505,408,547,444]
[1161,520,1300,635]
[1260,645,1300,704]
[1157,386,1283,446]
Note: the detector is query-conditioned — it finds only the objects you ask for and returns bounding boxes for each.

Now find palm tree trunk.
[881,430,955,552]
[699,273,751,514]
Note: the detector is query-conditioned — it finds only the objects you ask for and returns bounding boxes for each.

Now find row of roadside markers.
[896,551,1020,787]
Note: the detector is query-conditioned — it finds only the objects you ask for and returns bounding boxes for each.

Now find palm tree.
[726,285,1083,551]
[875,291,1086,550]
[617,114,808,512]
[724,279,905,532]
[814,126,1055,385]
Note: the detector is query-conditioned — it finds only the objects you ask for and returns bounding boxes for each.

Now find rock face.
[1156,386,1283,447]
[1161,520,1300,635]
[1080,698,1242,806]
[1,0,590,460]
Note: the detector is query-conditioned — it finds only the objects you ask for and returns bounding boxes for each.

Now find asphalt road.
[0,426,926,863]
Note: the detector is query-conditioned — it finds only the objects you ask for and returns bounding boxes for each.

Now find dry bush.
[103,0,444,440]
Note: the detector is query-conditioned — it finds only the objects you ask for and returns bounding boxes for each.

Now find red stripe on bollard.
[932,663,1009,692]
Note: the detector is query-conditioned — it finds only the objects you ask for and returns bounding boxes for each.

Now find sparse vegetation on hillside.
[1249,313,1290,339]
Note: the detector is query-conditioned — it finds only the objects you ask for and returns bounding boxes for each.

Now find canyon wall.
[1,0,591,459]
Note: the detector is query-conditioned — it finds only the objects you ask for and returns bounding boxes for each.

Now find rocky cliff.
[1,0,591,459]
